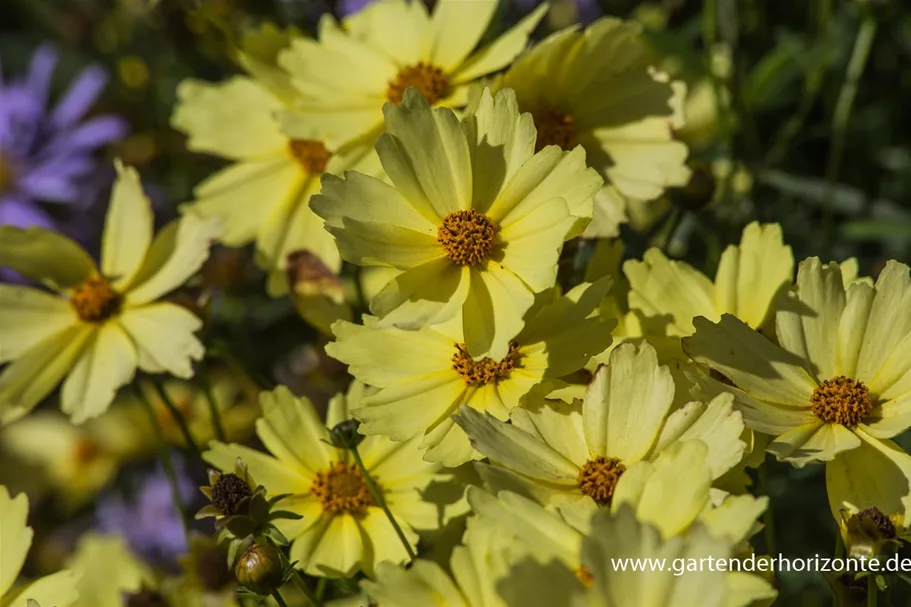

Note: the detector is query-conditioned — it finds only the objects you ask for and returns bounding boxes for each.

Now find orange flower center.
[451,341,521,386]
[310,462,374,514]
[437,210,499,266]
[532,109,576,152]
[387,62,448,105]
[289,139,331,173]
[577,456,626,507]
[70,277,121,322]
[810,376,873,427]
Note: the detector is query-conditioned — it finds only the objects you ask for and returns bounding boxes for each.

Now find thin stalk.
[835,533,845,559]
[823,13,878,251]
[350,445,417,561]
[198,366,226,442]
[867,575,878,607]
[135,384,190,536]
[757,462,776,556]
[316,578,328,602]
[152,377,202,458]
[702,0,736,205]
[292,570,323,607]
[271,590,290,607]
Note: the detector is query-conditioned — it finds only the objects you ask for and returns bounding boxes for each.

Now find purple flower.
[0,45,127,233]
[96,457,197,567]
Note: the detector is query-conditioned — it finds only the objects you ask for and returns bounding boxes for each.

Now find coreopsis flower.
[498,17,690,237]
[0,162,221,425]
[172,25,376,296]
[837,504,904,563]
[66,534,157,607]
[277,0,548,150]
[0,45,126,232]
[683,259,911,520]
[456,342,745,507]
[362,516,521,607]
[0,486,79,607]
[624,222,793,340]
[327,279,614,466]
[203,385,465,577]
[312,87,602,359]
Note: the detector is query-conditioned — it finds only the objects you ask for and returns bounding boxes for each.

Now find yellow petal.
[203,441,310,495]
[855,261,911,386]
[0,226,95,290]
[767,422,859,466]
[371,258,470,330]
[0,486,32,597]
[362,559,466,607]
[302,513,364,578]
[102,161,153,291]
[419,416,478,467]
[0,285,76,364]
[701,494,768,545]
[257,386,336,475]
[865,391,911,439]
[10,570,79,607]
[448,4,549,84]
[837,280,875,380]
[462,265,535,359]
[356,373,466,442]
[60,322,137,424]
[510,398,588,468]
[357,507,418,576]
[125,213,222,306]
[584,342,674,463]
[67,533,153,607]
[171,76,287,160]
[343,0,431,65]
[117,303,203,378]
[428,0,498,72]
[0,325,92,426]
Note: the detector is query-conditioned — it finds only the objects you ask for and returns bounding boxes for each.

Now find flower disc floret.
[810,376,873,427]
[310,462,374,514]
[387,62,448,105]
[578,456,626,507]
[289,139,331,173]
[70,277,122,322]
[532,109,576,152]
[437,210,499,267]
[857,507,897,540]
[451,341,520,386]
[211,473,253,516]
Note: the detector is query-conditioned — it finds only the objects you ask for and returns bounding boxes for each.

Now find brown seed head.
[810,376,873,427]
[437,210,499,266]
[387,62,448,105]
[310,461,373,514]
[532,109,576,152]
[70,277,121,322]
[577,456,626,507]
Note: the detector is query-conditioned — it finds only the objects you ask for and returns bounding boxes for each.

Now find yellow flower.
[683,258,911,521]
[327,279,615,466]
[277,0,548,150]
[0,162,221,425]
[362,516,520,607]
[456,342,745,507]
[312,87,602,359]
[0,486,79,607]
[203,385,465,577]
[499,17,690,238]
[66,534,155,607]
[171,25,377,296]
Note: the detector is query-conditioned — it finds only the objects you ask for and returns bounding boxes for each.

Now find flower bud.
[839,506,900,562]
[329,419,365,450]
[234,543,284,596]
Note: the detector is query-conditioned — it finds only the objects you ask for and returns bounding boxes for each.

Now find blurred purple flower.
[96,458,196,566]
[337,0,377,16]
[0,44,127,233]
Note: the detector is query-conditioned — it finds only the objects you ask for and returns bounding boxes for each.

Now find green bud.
[329,418,365,450]
[233,543,285,596]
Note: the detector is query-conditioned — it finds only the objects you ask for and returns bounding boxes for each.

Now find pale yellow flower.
[0,162,221,425]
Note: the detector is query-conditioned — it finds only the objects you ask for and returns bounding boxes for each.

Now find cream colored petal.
[582,184,630,239]
[724,572,778,607]
[837,280,875,380]
[0,487,31,597]
[11,570,80,607]
[343,0,431,65]
[118,303,203,378]
[0,285,76,363]
[826,430,911,521]
[358,507,418,577]
[326,218,441,271]
[462,265,534,359]
[776,258,845,382]
[102,161,153,291]
[870,334,911,403]
[356,374,466,442]
[258,386,335,475]
[61,322,137,424]
[684,315,816,407]
[125,214,222,305]
[380,90,472,218]
[864,392,911,439]
[713,222,793,329]
[204,441,310,495]
[455,406,580,485]
[0,226,95,290]
[0,325,93,426]
[767,422,859,466]
[584,342,675,463]
[497,203,573,292]
[428,0,497,72]
[170,76,286,160]
[362,435,441,488]
[448,4,549,84]
[183,157,298,246]
[305,513,365,578]
[420,416,478,467]
[363,559,466,607]
[510,398,588,468]
[856,261,911,387]
[625,248,717,336]
[371,258,470,330]
[701,494,768,544]
[280,102,384,154]
[460,88,535,214]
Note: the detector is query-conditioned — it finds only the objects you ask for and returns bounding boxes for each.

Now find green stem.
[757,462,776,556]
[152,377,203,458]
[316,578,328,602]
[350,444,417,561]
[134,384,190,536]
[823,13,877,252]
[868,575,878,607]
[835,533,845,559]
[292,570,323,607]
[198,366,226,442]
[271,589,290,607]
